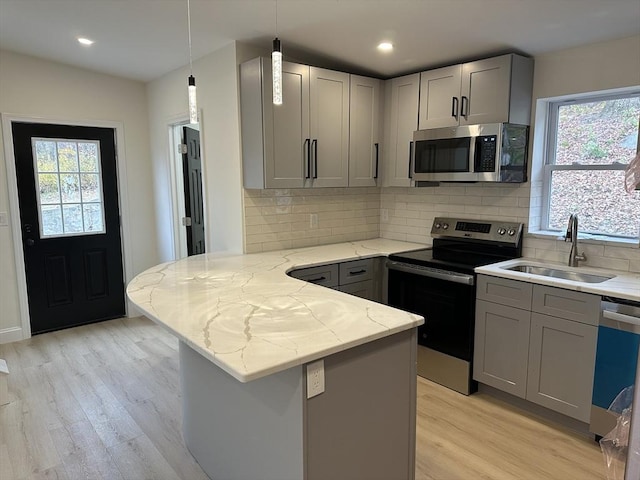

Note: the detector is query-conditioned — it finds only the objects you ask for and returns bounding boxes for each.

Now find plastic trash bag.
[600,385,637,480]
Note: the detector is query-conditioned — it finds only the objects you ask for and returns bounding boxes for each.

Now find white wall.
[0,50,157,339]
[147,41,248,260]
[380,34,640,272]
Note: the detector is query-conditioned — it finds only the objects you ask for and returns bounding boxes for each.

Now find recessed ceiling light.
[77,37,94,46]
[377,42,393,52]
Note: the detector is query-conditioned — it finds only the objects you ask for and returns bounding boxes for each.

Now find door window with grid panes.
[32,138,106,237]
[543,93,640,239]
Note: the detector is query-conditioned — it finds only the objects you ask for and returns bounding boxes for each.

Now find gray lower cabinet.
[474,299,531,398]
[474,275,598,422]
[527,312,597,422]
[290,258,381,302]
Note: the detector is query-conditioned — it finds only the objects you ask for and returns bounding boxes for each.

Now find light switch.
[0,212,8,227]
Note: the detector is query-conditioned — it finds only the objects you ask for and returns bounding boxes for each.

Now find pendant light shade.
[186,0,198,124]
[188,75,198,124]
[272,37,282,105]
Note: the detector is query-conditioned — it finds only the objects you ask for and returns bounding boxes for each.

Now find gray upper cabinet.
[241,58,309,189]
[418,65,461,130]
[240,58,349,189]
[309,67,350,187]
[382,73,420,187]
[418,54,534,130]
[349,75,383,187]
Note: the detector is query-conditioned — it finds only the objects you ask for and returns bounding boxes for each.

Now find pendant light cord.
[275,0,278,36]
[187,0,193,75]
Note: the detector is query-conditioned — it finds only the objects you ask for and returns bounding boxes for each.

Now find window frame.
[32,137,107,239]
[541,91,640,239]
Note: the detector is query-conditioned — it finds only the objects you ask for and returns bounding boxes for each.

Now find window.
[33,138,106,237]
[542,93,640,239]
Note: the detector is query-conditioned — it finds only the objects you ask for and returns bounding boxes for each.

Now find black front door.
[12,122,125,334]
[182,126,205,255]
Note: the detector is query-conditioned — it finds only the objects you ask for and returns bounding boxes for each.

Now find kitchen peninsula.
[127,239,425,480]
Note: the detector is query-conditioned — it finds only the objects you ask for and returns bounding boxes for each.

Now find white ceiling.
[1,0,639,82]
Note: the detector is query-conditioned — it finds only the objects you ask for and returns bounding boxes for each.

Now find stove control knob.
[442,223,449,230]
[497,228,506,235]
[435,223,442,229]
[507,228,516,236]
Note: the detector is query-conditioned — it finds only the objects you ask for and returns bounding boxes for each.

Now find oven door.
[387,262,476,361]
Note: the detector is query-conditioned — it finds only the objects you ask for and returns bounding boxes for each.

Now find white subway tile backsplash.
[243,188,381,253]
[244,186,639,272]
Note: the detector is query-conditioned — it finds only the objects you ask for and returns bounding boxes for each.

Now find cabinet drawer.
[339,259,374,285]
[476,275,533,309]
[532,286,599,326]
[289,264,339,287]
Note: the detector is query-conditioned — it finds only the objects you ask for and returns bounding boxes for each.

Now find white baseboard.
[0,327,24,345]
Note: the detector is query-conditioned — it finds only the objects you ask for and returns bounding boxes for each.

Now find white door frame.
[1,114,133,342]
[166,111,206,260]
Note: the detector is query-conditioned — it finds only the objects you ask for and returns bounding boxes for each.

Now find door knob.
[25,238,35,247]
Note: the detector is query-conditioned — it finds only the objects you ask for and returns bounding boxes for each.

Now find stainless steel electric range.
[387,217,524,395]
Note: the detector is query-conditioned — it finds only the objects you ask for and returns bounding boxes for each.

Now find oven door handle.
[386,261,475,286]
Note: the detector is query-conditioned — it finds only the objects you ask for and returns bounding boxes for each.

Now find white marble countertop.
[476,259,640,302]
[127,239,426,383]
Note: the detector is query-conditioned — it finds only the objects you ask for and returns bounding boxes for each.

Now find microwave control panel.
[475,135,497,172]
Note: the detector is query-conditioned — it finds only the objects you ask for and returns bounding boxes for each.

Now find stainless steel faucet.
[564,214,587,267]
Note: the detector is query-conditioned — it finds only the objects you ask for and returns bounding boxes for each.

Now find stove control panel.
[431,217,523,244]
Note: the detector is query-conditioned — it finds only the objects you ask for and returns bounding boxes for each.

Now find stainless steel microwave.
[412,123,529,183]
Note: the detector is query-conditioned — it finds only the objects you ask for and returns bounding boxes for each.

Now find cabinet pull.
[374,143,379,179]
[461,96,468,119]
[408,141,414,179]
[304,138,311,179]
[308,276,326,283]
[451,97,459,119]
[348,269,367,276]
[312,139,318,179]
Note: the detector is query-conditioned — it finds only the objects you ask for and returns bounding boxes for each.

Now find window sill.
[527,230,640,248]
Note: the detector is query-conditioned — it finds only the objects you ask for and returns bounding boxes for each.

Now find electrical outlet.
[0,212,7,227]
[309,213,318,229]
[381,209,389,222]
[306,359,325,398]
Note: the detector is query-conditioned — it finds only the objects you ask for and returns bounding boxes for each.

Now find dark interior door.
[182,126,205,255]
[12,122,125,334]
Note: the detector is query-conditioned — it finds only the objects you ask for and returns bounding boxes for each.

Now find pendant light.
[272,1,282,105]
[186,0,198,124]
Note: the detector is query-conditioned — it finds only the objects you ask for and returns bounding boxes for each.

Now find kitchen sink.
[503,264,615,283]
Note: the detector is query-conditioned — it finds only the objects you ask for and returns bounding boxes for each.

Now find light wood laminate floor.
[0,317,603,479]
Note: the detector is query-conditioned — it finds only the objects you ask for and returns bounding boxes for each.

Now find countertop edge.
[475,258,640,303]
[127,239,426,383]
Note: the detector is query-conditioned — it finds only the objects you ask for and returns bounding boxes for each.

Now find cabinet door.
[382,73,419,187]
[418,65,462,129]
[265,61,310,188]
[349,75,382,187]
[337,280,375,301]
[460,55,511,125]
[309,67,349,187]
[473,300,531,398]
[526,313,597,422]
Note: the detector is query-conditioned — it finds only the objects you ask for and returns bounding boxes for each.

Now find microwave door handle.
[451,97,459,120]
[408,141,414,179]
[469,137,477,173]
